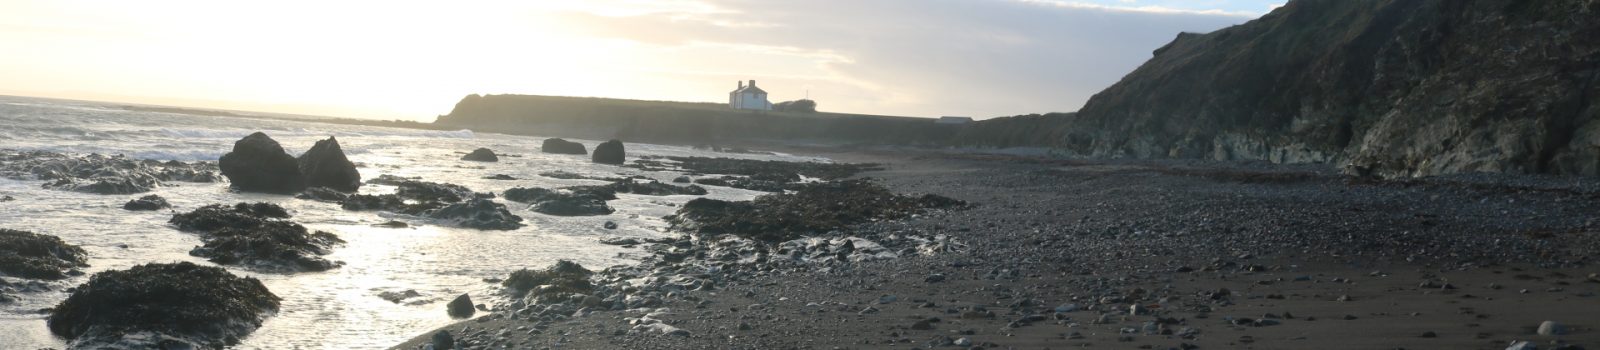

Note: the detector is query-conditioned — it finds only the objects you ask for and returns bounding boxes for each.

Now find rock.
[0,195,12,202]
[603,221,618,230]
[447,293,475,318]
[0,150,220,194]
[430,330,455,350]
[483,174,517,180]
[503,260,593,302]
[954,337,972,347]
[925,274,946,283]
[672,176,691,183]
[1506,341,1538,350]
[878,295,898,304]
[1538,321,1566,336]
[599,237,639,245]
[911,320,934,330]
[541,138,588,155]
[372,220,409,228]
[502,187,563,203]
[296,187,350,202]
[1055,304,1079,313]
[666,180,964,242]
[219,132,306,194]
[461,148,498,162]
[297,136,361,192]
[47,262,280,349]
[426,199,524,230]
[169,203,344,272]
[122,194,171,211]
[532,197,615,216]
[378,289,421,303]
[592,140,625,165]
[0,229,89,280]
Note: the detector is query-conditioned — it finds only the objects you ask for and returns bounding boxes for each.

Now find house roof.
[732,85,767,95]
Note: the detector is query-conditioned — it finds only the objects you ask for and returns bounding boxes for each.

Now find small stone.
[911,320,934,330]
[603,221,618,230]
[431,330,455,350]
[1054,304,1079,313]
[737,322,752,331]
[1537,321,1566,336]
[1505,340,1537,350]
[953,337,972,346]
[878,295,897,304]
[447,294,475,318]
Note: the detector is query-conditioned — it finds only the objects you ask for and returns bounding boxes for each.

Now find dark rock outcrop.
[169,203,344,272]
[667,180,964,242]
[562,180,708,199]
[504,187,616,216]
[995,0,1600,178]
[123,194,172,211]
[296,187,350,202]
[426,199,524,230]
[0,229,88,280]
[219,132,306,194]
[461,148,498,162]
[297,136,361,192]
[47,262,280,349]
[447,293,475,318]
[503,260,593,303]
[0,150,219,194]
[541,138,588,155]
[592,140,625,165]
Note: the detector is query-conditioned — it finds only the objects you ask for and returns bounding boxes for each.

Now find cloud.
[552,0,1251,118]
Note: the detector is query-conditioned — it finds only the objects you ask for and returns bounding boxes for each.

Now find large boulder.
[0,229,88,280]
[592,140,625,165]
[447,293,475,318]
[47,262,280,349]
[541,138,588,155]
[503,260,594,304]
[219,132,306,194]
[461,148,498,162]
[297,136,361,192]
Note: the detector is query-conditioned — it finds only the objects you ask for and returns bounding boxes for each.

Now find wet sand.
[395,148,1600,349]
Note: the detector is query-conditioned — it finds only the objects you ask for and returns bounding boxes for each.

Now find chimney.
[738,81,743,89]
[748,80,756,87]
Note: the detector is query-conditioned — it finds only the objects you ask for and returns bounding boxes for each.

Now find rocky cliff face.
[1053,0,1600,177]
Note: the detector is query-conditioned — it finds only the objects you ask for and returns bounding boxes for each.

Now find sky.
[0,0,1279,120]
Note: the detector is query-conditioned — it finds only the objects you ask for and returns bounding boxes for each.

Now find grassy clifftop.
[433,94,964,145]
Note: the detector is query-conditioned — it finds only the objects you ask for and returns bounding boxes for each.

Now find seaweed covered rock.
[369,175,486,203]
[563,180,707,199]
[169,203,344,272]
[592,140,625,165]
[296,187,350,202]
[660,156,879,181]
[541,138,588,155]
[427,199,524,230]
[0,150,220,194]
[47,262,280,350]
[0,229,88,280]
[693,176,789,192]
[461,148,498,162]
[667,180,964,242]
[503,260,594,302]
[297,136,361,192]
[505,187,616,216]
[122,194,172,211]
[531,197,615,216]
[219,132,306,194]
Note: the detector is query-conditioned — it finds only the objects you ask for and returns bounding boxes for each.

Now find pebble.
[1537,321,1566,336]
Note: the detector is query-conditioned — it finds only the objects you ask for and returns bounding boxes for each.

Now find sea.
[0,95,822,349]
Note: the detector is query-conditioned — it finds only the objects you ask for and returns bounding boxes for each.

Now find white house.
[728,80,773,110]
[936,116,974,125]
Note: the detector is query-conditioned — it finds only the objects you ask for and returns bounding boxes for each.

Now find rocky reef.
[668,180,963,242]
[47,262,280,349]
[0,150,219,194]
[337,175,522,229]
[504,187,614,216]
[0,229,88,280]
[967,0,1600,178]
[541,138,588,155]
[169,203,344,272]
[427,199,524,230]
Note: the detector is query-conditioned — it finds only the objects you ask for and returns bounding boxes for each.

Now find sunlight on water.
[0,96,822,349]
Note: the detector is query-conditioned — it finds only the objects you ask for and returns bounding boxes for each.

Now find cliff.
[1044,0,1600,177]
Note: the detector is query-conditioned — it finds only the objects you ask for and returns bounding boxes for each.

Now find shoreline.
[391,147,1600,349]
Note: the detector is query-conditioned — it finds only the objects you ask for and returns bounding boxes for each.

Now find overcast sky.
[0,0,1277,120]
